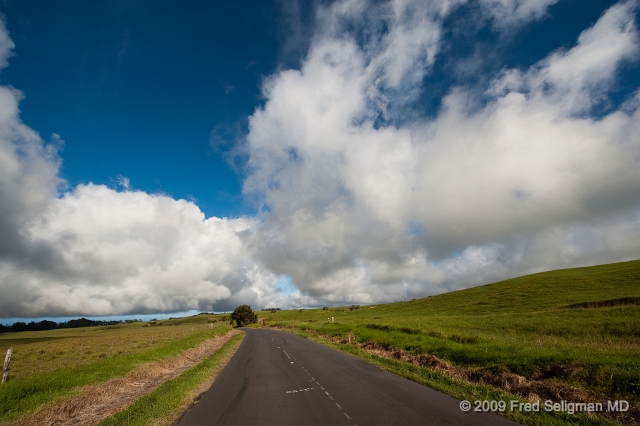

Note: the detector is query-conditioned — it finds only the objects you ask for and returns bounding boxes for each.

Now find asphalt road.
[176,328,520,426]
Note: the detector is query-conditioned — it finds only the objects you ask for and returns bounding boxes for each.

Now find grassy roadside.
[0,325,231,421]
[279,327,619,426]
[259,260,640,426]
[99,333,244,426]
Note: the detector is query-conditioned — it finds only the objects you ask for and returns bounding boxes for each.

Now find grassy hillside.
[261,260,640,424]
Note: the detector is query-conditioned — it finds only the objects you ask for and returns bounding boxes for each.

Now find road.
[176,328,520,426]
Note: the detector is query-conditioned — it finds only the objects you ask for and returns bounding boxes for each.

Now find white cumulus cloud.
[0,177,281,317]
[0,28,280,318]
[243,0,640,304]
[1,0,640,316]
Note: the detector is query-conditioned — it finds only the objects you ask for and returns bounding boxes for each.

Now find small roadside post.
[2,347,13,383]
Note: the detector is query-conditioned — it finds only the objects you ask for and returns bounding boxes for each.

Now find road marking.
[277,349,355,424]
[285,387,313,393]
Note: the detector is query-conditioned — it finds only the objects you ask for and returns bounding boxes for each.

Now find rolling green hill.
[412,259,640,314]
[262,259,640,425]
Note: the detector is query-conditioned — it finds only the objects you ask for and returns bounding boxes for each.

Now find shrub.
[322,307,329,310]
[230,305,258,327]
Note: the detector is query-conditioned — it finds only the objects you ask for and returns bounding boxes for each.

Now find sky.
[1,0,639,321]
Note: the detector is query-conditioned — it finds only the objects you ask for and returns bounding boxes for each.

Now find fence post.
[2,347,13,383]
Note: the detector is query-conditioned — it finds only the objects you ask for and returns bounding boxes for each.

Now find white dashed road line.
[273,335,356,425]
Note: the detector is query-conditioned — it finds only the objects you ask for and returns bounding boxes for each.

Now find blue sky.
[2,0,631,219]
[0,0,286,218]
[1,0,639,322]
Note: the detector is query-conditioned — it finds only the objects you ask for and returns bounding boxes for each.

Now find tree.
[230,305,258,327]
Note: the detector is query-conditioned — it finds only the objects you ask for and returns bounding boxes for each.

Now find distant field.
[0,316,231,422]
[261,260,640,425]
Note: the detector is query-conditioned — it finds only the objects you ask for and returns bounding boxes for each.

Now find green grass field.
[260,260,640,424]
[0,319,232,421]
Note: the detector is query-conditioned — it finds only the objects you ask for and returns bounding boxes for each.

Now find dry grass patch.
[2,330,240,426]
[0,323,217,381]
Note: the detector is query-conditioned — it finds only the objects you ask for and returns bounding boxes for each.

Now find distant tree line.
[0,318,143,334]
